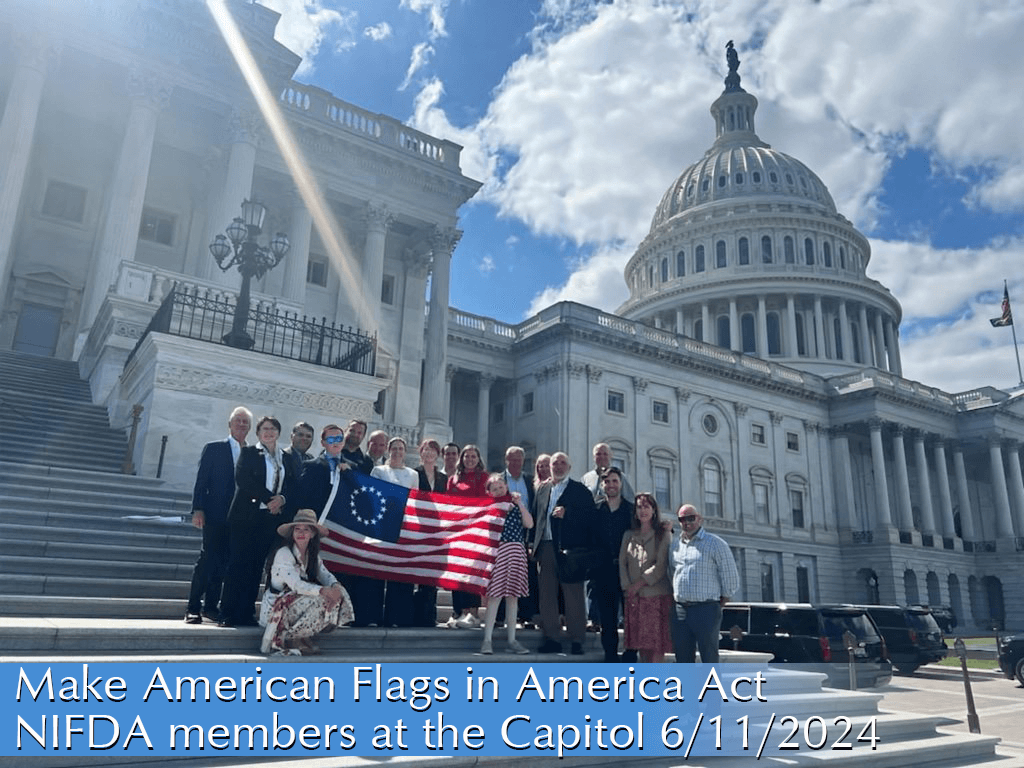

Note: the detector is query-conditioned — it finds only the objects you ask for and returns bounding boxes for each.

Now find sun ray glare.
[205,0,371,332]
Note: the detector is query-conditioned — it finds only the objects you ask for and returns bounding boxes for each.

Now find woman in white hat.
[259,509,353,655]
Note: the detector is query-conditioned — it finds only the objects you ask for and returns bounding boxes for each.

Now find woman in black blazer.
[218,416,296,626]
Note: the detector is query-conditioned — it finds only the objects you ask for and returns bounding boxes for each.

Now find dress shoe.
[603,651,619,663]
[184,613,202,625]
[620,649,638,663]
[217,619,234,628]
[538,638,562,654]
[571,642,584,655]
[201,609,220,622]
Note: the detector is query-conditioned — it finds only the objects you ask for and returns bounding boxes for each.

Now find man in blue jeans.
[667,503,739,662]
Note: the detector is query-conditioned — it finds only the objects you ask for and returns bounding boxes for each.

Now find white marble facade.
[1,0,1022,630]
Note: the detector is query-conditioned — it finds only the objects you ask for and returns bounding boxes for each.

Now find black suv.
[857,605,947,674]
[997,633,1024,686]
[719,602,892,689]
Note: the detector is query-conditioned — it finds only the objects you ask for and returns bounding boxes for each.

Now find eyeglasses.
[323,435,344,444]
[679,515,698,523]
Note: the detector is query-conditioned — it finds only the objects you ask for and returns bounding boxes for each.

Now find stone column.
[859,305,872,366]
[892,426,915,531]
[813,296,826,359]
[729,299,740,352]
[443,364,456,425]
[913,432,936,535]
[357,203,392,339]
[0,30,56,309]
[868,420,893,528]
[757,296,769,356]
[476,372,495,464]
[204,109,261,287]
[786,295,799,356]
[884,319,902,376]
[1005,442,1024,537]
[419,228,461,437]
[837,300,852,361]
[831,428,858,529]
[280,190,312,304]
[933,441,956,539]
[891,323,903,375]
[701,303,710,343]
[81,69,171,330]
[988,440,1016,538]
[874,313,887,372]
[952,445,976,541]
[675,308,684,335]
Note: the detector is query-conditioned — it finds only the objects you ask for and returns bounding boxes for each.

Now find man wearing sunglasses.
[667,503,739,663]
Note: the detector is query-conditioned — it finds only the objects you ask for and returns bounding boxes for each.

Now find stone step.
[0,521,198,550]
[0,538,196,565]
[0,450,127,473]
[0,461,190,495]
[4,509,196,539]
[5,573,189,598]
[2,491,193,519]
[0,554,195,581]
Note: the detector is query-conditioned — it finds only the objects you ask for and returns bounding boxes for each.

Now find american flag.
[315,470,506,595]
[990,284,1013,327]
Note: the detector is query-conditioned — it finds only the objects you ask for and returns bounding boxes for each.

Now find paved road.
[876,664,1024,760]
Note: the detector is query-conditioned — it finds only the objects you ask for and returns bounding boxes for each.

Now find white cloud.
[258,0,355,76]
[410,77,494,184]
[527,244,632,316]
[401,0,449,39]
[364,21,393,42]
[400,41,435,90]
[505,235,520,247]
[478,255,496,274]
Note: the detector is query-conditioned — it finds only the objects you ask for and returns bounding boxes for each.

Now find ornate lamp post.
[209,199,289,349]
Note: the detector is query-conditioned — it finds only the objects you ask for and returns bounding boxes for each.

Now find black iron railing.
[126,286,376,375]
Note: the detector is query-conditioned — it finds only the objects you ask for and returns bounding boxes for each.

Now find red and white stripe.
[319,489,507,595]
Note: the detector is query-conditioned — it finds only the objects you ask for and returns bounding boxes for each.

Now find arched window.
[804,238,814,265]
[766,311,781,355]
[823,241,832,267]
[784,236,795,264]
[702,456,724,518]
[660,257,668,283]
[716,240,727,268]
[716,315,730,348]
[738,237,750,265]
[695,245,705,272]
[676,250,685,277]
[761,235,773,263]
[741,313,756,354]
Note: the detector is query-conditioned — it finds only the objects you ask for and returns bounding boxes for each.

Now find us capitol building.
[1,1,1020,630]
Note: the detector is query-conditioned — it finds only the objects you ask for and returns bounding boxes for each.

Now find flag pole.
[1007,280,1024,387]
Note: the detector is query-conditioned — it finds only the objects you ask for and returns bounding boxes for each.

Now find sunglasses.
[323,435,344,444]
[679,515,698,523]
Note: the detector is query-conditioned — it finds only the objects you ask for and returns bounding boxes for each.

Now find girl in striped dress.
[479,473,533,655]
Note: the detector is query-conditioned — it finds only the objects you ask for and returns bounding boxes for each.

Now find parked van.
[856,605,947,674]
[719,602,892,689]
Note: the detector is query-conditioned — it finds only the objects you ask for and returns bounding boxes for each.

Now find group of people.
[185,406,740,661]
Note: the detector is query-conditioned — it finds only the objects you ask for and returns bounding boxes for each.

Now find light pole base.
[222,330,255,350]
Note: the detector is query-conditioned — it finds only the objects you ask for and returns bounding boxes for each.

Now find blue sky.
[260,0,1024,394]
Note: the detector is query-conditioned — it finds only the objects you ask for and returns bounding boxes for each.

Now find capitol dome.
[618,43,903,379]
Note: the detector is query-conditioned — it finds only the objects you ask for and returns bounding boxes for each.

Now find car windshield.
[907,612,941,634]
[821,612,879,641]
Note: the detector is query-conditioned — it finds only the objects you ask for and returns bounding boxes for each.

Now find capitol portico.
[1,2,1021,630]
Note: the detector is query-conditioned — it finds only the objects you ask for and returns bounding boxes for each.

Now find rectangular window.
[790,489,805,528]
[654,466,671,510]
[786,431,800,451]
[306,255,328,287]
[796,566,810,603]
[41,180,86,223]
[521,391,534,414]
[751,424,766,445]
[380,274,395,305]
[754,483,769,523]
[652,400,669,424]
[703,463,722,518]
[607,390,625,414]
[139,207,175,246]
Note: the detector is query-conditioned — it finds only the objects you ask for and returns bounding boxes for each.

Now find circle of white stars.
[350,484,387,526]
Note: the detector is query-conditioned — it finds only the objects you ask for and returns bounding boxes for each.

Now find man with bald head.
[529,451,597,655]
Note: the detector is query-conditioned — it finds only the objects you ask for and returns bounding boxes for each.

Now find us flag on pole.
[990,284,1013,327]
[316,470,506,595]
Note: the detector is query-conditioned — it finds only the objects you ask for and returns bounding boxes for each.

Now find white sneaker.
[455,614,478,629]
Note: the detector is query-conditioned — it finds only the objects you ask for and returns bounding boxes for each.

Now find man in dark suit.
[298,424,346,514]
[283,421,315,476]
[529,451,597,655]
[592,467,634,662]
[184,405,251,624]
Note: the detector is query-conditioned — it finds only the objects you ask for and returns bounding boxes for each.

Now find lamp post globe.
[208,199,289,349]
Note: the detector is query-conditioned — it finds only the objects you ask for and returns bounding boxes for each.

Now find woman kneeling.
[260,509,353,655]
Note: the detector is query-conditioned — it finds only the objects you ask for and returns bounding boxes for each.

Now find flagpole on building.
[1011,311,1024,388]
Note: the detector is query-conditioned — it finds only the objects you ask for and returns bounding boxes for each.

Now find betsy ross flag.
[990,284,1013,327]
[316,470,506,595]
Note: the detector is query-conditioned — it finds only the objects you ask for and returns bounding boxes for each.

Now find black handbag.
[553,522,603,583]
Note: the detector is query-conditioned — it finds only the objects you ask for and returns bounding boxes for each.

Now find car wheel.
[1015,657,1024,686]
[895,663,919,675]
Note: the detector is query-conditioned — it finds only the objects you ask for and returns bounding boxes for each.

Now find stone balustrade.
[280,83,462,171]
